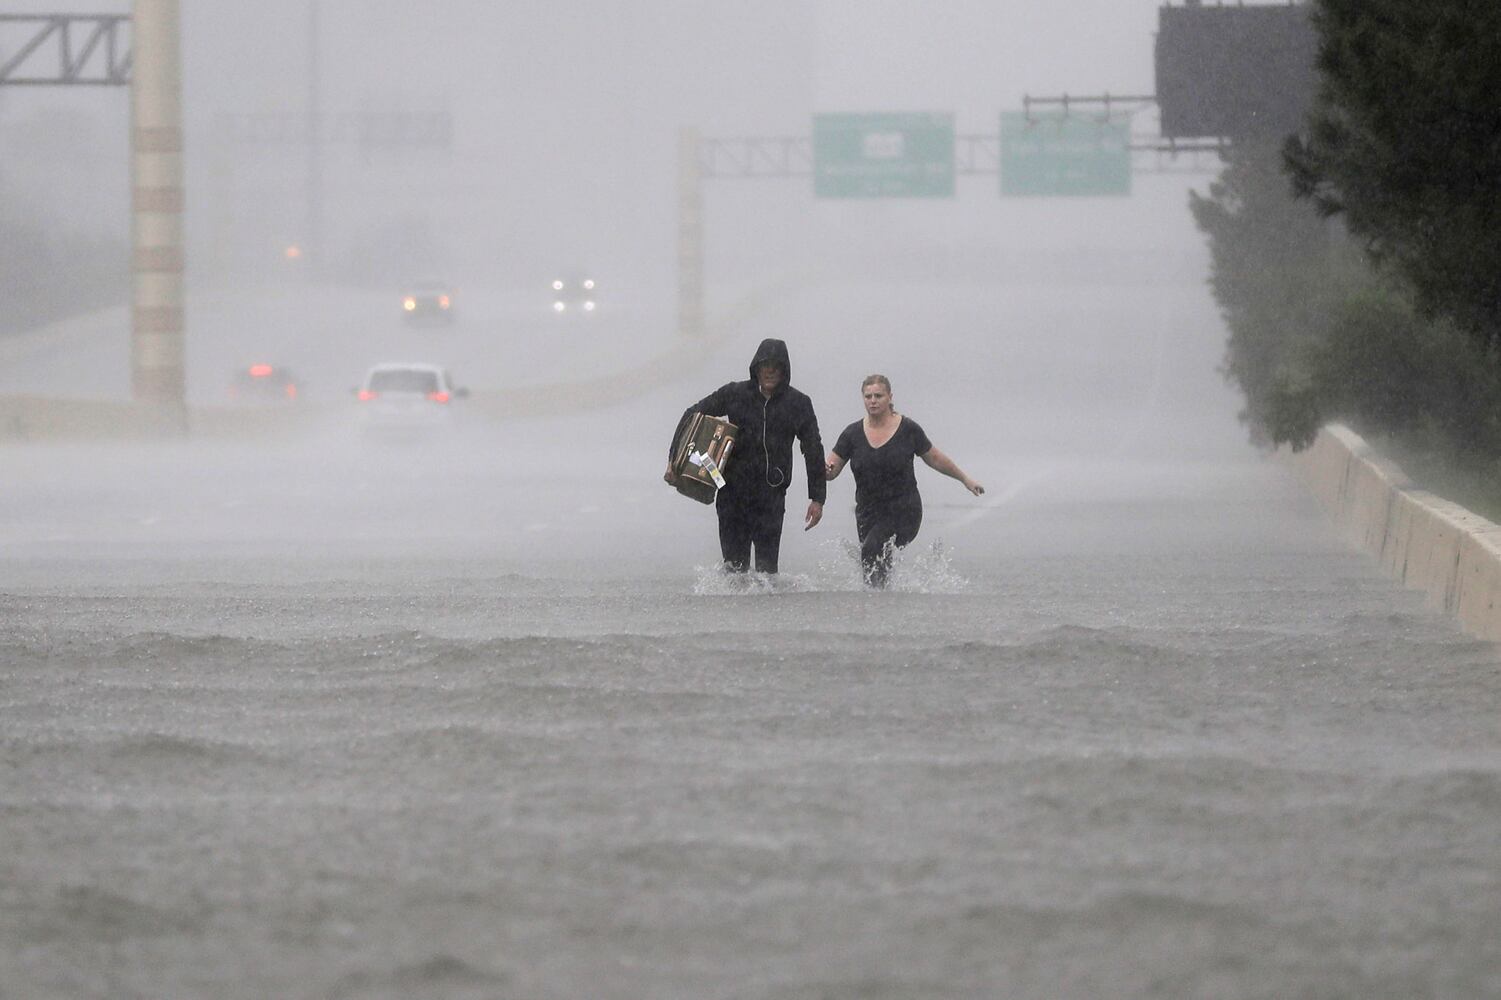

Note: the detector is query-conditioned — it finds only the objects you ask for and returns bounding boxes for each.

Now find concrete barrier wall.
[0,395,334,442]
[1289,423,1501,642]
[0,396,178,441]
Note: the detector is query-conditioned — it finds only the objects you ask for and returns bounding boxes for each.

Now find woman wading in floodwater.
[824,374,984,587]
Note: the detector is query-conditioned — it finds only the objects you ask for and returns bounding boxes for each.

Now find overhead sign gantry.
[2,6,185,422]
[678,3,1318,338]
[678,107,1221,337]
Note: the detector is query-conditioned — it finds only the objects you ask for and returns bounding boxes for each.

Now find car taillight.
[428,391,450,403]
[285,383,298,400]
[403,297,416,311]
[249,364,273,377]
[438,295,451,309]
[358,390,377,401]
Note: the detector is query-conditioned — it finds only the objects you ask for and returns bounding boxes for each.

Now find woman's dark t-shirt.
[832,416,932,512]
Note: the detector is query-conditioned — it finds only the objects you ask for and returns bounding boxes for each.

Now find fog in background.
[0,0,1253,572]
[3,0,1200,280]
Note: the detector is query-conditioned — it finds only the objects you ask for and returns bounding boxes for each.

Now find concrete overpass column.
[130,0,186,422]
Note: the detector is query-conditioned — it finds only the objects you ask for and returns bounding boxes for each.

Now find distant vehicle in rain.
[401,278,455,324]
[227,363,300,404]
[354,362,468,435]
[550,275,597,315]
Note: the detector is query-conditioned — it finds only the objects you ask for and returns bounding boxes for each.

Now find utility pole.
[677,126,704,338]
[306,0,322,276]
[130,0,185,420]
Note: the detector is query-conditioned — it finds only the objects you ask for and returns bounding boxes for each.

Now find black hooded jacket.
[671,338,826,504]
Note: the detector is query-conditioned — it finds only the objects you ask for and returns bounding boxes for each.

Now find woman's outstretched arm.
[920,447,984,496]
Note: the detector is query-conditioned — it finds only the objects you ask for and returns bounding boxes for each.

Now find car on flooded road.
[401,279,455,324]
[355,362,469,436]
[227,363,300,404]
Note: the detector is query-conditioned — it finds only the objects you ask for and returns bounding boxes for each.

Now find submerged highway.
[2,275,1498,998]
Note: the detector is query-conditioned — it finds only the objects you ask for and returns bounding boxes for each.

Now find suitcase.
[671,412,738,504]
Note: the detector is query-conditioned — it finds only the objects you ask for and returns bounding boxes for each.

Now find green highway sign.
[813,113,955,198]
[1000,112,1131,197]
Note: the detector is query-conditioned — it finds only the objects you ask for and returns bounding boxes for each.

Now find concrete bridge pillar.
[130,0,186,423]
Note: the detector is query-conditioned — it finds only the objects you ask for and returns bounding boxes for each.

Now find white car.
[550,275,597,315]
[355,362,468,434]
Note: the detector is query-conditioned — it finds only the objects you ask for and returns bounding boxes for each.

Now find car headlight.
[583,301,596,311]
[583,279,595,290]
[552,280,564,291]
[403,297,416,311]
[553,301,566,312]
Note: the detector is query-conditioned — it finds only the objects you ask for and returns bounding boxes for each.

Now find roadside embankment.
[1288,423,1501,641]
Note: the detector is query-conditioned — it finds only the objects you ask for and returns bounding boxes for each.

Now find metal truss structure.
[695,91,1231,185]
[696,128,1227,181]
[0,14,131,86]
[1021,92,1232,170]
[700,136,812,179]
[1021,92,1158,121]
[1130,136,1231,174]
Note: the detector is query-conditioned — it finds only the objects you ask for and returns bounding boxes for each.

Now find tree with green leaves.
[1284,0,1501,352]
[1189,137,1361,447]
[1192,133,1501,458]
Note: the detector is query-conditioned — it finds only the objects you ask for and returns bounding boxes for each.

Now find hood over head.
[749,338,792,386]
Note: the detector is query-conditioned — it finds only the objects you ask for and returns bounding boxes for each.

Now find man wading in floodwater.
[666,339,826,574]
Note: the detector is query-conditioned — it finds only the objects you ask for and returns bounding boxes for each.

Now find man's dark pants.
[716,487,786,574]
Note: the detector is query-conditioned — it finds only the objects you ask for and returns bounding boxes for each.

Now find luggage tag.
[689,451,727,489]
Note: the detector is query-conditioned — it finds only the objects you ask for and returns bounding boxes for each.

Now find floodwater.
[2,279,1499,998]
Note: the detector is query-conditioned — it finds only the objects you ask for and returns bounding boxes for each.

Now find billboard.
[1155,3,1318,139]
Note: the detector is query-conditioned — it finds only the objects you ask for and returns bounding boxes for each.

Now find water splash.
[690,564,813,596]
[877,538,970,593]
[813,537,871,591]
[687,539,968,595]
